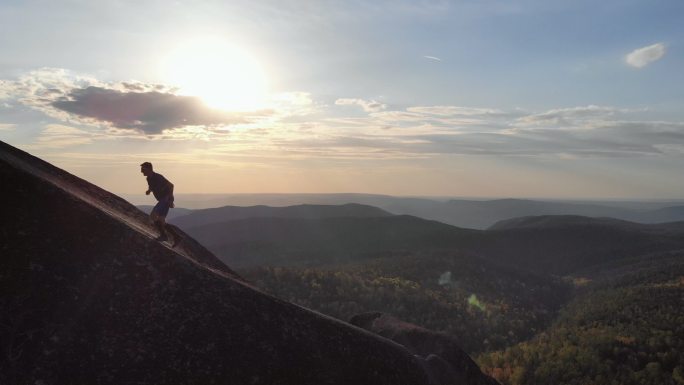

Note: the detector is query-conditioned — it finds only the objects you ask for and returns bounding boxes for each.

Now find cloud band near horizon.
[2,69,684,161]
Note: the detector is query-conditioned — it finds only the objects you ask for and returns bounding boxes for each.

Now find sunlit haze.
[1,1,683,199]
[160,37,269,111]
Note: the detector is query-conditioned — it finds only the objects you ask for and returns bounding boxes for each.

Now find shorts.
[152,196,174,218]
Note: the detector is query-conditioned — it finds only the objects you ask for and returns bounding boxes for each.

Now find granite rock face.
[350,312,500,385]
[0,140,495,385]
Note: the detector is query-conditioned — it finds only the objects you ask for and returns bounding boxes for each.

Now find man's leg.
[164,223,182,247]
[151,199,180,246]
[150,211,168,241]
[155,222,168,241]
[155,215,182,246]
[155,220,168,241]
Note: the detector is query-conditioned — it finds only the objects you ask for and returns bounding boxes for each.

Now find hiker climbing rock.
[140,161,182,247]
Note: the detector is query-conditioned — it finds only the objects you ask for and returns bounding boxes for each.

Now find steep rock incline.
[0,141,485,385]
[0,141,234,279]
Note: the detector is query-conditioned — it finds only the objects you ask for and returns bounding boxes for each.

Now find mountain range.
[153,197,684,384]
[165,204,684,276]
[131,192,684,229]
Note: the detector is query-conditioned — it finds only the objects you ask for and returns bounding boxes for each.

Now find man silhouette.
[140,162,181,247]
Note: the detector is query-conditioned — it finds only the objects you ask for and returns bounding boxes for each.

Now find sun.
[160,37,269,111]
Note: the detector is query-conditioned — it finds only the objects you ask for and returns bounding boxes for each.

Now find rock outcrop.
[0,140,495,385]
[350,312,499,385]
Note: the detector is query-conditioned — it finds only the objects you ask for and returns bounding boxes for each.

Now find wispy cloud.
[296,104,684,159]
[515,105,624,127]
[0,123,16,131]
[625,43,666,68]
[407,106,502,116]
[423,55,442,61]
[27,124,97,149]
[335,98,387,112]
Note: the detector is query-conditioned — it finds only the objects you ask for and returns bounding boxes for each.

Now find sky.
[1,0,683,199]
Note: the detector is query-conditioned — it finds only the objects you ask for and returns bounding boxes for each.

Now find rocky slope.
[351,312,500,385]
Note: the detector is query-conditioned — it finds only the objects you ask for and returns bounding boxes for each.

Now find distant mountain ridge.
[170,203,392,229]
[169,204,684,275]
[489,215,649,231]
[136,193,684,229]
[489,214,684,233]
[181,215,475,268]
[445,199,634,229]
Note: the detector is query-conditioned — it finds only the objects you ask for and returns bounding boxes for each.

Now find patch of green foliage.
[477,260,684,385]
[241,251,572,353]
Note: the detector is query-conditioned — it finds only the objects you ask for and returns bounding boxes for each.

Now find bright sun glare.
[161,37,269,111]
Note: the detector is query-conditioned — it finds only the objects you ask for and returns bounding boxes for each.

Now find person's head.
[140,162,153,176]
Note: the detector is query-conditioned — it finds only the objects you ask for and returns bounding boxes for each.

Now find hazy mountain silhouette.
[639,205,684,223]
[0,140,497,385]
[489,215,652,231]
[181,215,476,268]
[172,206,684,275]
[170,203,392,229]
[130,193,684,229]
[445,199,638,229]
[476,216,684,274]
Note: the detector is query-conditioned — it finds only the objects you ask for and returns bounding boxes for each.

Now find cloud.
[369,106,513,132]
[423,55,442,61]
[0,81,11,100]
[335,98,387,112]
[625,43,666,68]
[370,110,427,122]
[515,105,623,127]
[51,86,250,134]
[292,104,684,159]
[406,106,503,116]
[0,68,317,136]
[4,69,684,161]
[27,124,97,149]
[270,92,319,117]
[0,123,16,131]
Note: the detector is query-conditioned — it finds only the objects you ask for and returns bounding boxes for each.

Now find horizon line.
[116,192,684,202]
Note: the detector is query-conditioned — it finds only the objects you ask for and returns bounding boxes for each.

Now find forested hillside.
[241,252,573,353]
[237,224,684,385]
[477,257,684,385]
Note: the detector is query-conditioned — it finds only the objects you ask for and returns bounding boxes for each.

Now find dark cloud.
[51,86,250,134]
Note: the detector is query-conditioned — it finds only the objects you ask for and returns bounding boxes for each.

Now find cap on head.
[140,162,153,170]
